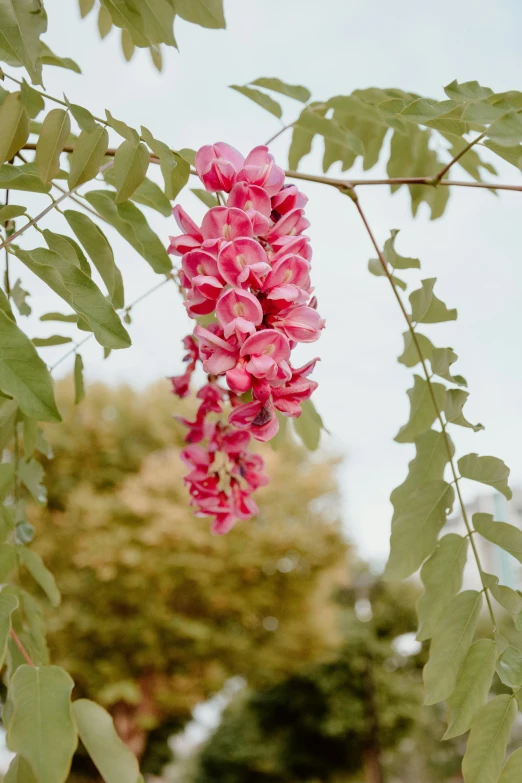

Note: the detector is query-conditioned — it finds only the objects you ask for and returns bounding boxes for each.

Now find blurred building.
[447,487,522,590]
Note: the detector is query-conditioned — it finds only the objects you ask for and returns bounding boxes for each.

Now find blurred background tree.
[27,380,348,773]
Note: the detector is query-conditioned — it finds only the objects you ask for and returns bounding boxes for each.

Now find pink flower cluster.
[168,143,324,533]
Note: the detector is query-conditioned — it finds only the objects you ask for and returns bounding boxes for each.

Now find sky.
[10,0,522,563]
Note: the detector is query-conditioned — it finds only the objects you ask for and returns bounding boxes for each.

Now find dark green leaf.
[250,78,310,103]
[7,664,77,782]
[230,85,282,118]
[73,353,84,404]
[64,209,124,308]
[14,247,131,350]
[68,125,109,188]
[175,0,225,29]
[417,533,468,642]
[462,695,516,783]
[35,108,71,183]
[385,480,455,580]
[423,590,482,705]
[0,309,60,421]
[0,92,29,165]
[459,455,512,500]
[409,278,457,323]
[72,699,140,783]
[473,513,522,564]
[443,639,497,739]
[394,375,446,443]
[84,190,172,273]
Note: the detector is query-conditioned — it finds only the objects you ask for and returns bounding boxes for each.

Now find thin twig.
[50,334,93,372]
[435,131,488,182]
[3,188,10,298]
[265,121,296,146]
[21,142,161,165]
[284,169,522,193]
[0,161,114,252]
[9,628,35,666]
[348,188,498,629]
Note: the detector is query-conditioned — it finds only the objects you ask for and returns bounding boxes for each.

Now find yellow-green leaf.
[462,695,516,783]
[68,125,109,189]
[36,108,71,183]
[113,139,149,203]
[444,639,497,739]
[459,455,512,500]
[0,92,30,165]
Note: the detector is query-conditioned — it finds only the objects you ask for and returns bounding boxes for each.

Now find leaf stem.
[265,121,296,146]
[9,628,34,666]
[434,131,488,182]
[349,189,498,629]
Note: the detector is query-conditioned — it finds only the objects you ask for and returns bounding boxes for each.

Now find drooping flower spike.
[169,142,324,532]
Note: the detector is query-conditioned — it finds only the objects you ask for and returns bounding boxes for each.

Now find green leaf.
[0,542,16,580]
[417,533,468,642]
[134,0,176,47]
[140,126,189,199]
[43,229,91,277]
[0,162,51,192]
[72,699,140,783]
[293,399,324,451]
[488,111,522,147]
[14,247,131,350]
[38,41,81,74]
[288,104,327,170]
[444,638,497,739]
[104,109,138,142]
[97,4,112,38]
[367,258,406,290]
[19,79,44,119]
[18,547,60,607]
[483,140,522,172]
[0,309,60,421]
[490,583,522,614]
[35,108,71,183]
[126,175,172,215]
[445,389,484,432]
[473,513,522,564]
[382,229,420,269]
[409,278,457,323]
[0,462,14,500]
[385,480,455,580]
[391,429,454,518]
[11,279,31,316]
[63,98,96,133]
[0,592,18,669]
[74,353,84,404]
[462,695,516,783]
[0,0,47,85]
[121,28,135,61]
[0,204,26,221]
[230,85,282,119]
[295,111,364,156]
[423,590,482,705]
[0,398,17,450]
[7,664,77,783]
[497,645,522,689]
[99,0,148,46]
[23,415,36,460]
[458,455,512,500]
[40,312,77,323]
[113,139,149,203]
[18,457,46,503]
[64,210,124,308]
[32,335,72,347]
[0,92,29,165]
[499,748,522,783]
[175,0,225,29]
[191,188,219,208]
[394,375,446,443]
[444,79,493,102]
[431,346,467,386]
[250,77,310,103]
[4,755,38,783]
[149,43,162,71]
[84,190,172,274]
[68,125,109,189]
[397,331,434,368]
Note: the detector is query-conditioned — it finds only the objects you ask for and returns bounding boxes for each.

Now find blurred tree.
[28,380,347,771]
[192,577,463,783]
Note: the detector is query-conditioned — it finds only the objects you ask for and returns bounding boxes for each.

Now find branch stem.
[9,628,34,666]
[349,189,497,629]
[435,131,488,182]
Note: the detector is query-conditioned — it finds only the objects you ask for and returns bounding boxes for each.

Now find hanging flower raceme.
[169,143,324,532]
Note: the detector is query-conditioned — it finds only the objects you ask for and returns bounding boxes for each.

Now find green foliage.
[417,533,468,642]
[462,695,517,783]
[458,454,513,500]
[444,639,497,739]
[35,109,71,183]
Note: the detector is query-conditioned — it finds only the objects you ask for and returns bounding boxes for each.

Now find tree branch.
[348,188,498,629]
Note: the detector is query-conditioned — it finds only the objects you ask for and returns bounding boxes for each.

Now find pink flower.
[168,205,203,255]
[201,207,253,241]
[268,305,325,343]
[195,142,244,192]
[227,182,272,235]
[226,358,252,394]
[194,324,239,374]
[236,146,285,197]
[218,238,271,289]
[262,253,311,311]
[240,329,291,381]
[170,373,191,398]
[270,234,312,263]
[271,185,308,216]
[182,249,224,303]
[272,359,319,416]
[229,399,279,442]
[216,288,263,340]
[266,208,310,241]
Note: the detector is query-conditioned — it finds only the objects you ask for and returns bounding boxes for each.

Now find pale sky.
[11,0,522,563]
